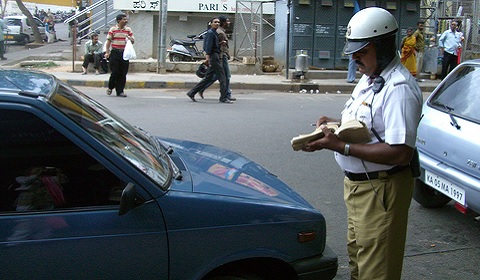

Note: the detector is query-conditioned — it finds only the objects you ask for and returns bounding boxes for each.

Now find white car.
[414,59,480,215]
[3,15,46,45]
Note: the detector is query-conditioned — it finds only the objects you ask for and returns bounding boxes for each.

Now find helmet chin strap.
[372,36,396,73]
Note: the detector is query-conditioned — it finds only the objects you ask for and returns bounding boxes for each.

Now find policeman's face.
[352,43,378,77]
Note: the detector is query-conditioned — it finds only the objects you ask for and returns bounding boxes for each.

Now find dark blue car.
[0,69,337,279]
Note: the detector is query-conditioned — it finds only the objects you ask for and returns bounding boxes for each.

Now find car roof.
[0,69,56,97]
[4,15,43,21]
[5,15,29,18]
[461,59,480,65]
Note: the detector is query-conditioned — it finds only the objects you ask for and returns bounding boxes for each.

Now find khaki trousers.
[416,50,424,74]
[344,168,413,280]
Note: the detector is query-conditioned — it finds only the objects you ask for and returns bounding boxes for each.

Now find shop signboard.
[113,0,274,14]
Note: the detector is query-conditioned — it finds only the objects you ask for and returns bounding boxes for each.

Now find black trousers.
[0,41,5,58]
[188,52,227,101]
[441,51,458,79]
[82,53,102,70]
[108,49,129,95]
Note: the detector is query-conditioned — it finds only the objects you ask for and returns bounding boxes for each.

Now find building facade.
[276,0,420,70]
[90,0,420,70]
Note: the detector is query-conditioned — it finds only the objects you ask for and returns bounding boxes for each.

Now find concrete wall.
[127,11,276,60]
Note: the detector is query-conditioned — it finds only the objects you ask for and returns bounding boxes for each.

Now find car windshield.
[429,64,480,123]
[5,18,21,26]
[49,82,172,190]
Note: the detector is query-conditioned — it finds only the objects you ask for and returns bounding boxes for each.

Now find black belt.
[111,48,124,53]
[344,165,409,181]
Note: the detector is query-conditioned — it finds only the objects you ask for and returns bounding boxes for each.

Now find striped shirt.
[107,25,133,50]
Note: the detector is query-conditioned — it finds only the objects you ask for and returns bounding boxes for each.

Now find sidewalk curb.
[59,78,437,93]
[60,78,358,92]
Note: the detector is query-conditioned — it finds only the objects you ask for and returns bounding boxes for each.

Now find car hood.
[159,137,314,208]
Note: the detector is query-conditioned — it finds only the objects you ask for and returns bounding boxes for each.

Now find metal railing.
[64,0,118,41]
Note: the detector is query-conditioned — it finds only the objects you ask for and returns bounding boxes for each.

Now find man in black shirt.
[186,18,230,103]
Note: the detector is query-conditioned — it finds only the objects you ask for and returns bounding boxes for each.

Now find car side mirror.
[119,183,136,216]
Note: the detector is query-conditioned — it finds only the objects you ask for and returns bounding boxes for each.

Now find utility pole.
[157,0,168,74]
[285,0,292,79]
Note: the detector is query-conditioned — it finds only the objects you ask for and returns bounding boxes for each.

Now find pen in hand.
[311,122,340,127]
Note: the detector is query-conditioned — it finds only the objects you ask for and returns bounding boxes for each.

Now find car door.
[33,17,46,36]
[23,17,44,38]
[0,105,169,279]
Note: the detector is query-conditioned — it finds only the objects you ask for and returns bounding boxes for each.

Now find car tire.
[21,35,30,45]
[413,178,452,208]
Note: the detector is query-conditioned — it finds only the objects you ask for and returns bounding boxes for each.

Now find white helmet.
[344,7,398,54]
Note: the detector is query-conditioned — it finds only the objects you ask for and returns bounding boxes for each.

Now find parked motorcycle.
[167,31,207,62]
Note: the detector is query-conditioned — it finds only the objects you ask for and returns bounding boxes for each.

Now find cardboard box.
[242,57,256,65]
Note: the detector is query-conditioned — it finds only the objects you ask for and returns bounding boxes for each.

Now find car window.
[0,69,55,94]
[429,65,480,122]
[49,82,172,190]
[6,18,21,26]
[34,18,43,27]
[0,109,125,213]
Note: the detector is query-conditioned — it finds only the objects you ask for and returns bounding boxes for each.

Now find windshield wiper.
[444,105,461,130]
[135,126,182,181]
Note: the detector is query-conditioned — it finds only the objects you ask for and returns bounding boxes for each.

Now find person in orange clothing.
[400,28,417,76]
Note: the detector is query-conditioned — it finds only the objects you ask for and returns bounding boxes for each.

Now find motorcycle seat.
[172,39,197,47]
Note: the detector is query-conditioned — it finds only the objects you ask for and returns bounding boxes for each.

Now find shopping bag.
[123,39,137,61]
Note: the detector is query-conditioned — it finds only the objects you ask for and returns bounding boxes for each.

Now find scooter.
[167,31,207,62]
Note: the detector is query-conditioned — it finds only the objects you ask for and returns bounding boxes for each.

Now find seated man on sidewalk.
[82,34,103,75]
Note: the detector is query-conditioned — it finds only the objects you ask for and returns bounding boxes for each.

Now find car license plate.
[4,35,13,39]
[425,170,465,205]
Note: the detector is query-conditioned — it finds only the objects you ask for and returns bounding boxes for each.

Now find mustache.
[355,60,364,67]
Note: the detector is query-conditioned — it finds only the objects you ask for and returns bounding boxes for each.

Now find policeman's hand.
[302,125,336,152]
[316,116,339,128]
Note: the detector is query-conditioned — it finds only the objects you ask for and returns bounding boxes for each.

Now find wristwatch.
[344,143,350,156]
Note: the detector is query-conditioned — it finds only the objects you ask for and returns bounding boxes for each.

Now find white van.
[3,15,46,45]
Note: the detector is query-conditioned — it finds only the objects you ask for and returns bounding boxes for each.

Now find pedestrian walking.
[198,16,236,101]
[0,17,8,60]
[413,21,425,77]
[346,55,356,83]
[439,21,462,79]
[346,1,360,83]
[400,28,417,76]
[104,14,134,98]
[186,17,230,103]
[301,7,422,280]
